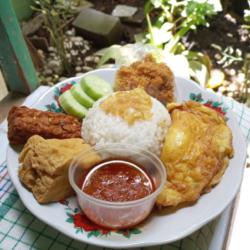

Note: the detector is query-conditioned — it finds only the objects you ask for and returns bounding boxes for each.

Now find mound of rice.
[81,89,171,156]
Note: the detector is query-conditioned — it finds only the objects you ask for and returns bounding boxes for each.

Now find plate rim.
[6,69,247,248]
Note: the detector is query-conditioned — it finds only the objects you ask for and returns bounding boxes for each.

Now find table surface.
[226,161,250,250]
[0,92,25,123]
[0,87,249,250]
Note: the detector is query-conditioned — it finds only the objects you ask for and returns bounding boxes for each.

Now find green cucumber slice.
[59,90,87,119]
[71,84,94,108]
[80,75,112,100]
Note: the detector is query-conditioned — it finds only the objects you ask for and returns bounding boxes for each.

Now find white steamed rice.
[81,95,171,156]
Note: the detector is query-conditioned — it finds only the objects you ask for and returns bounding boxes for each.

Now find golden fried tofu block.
[157,101,233,207]
[19,135,93,203]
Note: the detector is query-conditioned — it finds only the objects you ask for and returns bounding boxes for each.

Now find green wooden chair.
[0,0,38,95]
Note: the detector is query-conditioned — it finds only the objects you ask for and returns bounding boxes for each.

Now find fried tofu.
[19,135,93,203]
[157,101,233,207]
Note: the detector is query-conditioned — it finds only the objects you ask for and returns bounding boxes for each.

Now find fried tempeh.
[8,106,81,145]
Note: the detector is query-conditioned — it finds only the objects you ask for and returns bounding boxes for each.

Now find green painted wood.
[0,0,38,94]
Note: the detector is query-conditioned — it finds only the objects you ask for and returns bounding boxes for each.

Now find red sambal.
[82,159,154,202]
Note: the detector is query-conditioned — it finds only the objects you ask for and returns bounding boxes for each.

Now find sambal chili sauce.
[81,159,155,202]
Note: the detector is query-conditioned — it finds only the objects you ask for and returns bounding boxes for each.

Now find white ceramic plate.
[7,69,247,249]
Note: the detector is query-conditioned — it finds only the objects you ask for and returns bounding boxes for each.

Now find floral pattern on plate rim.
[45,81,229,118]
[45,81,77,113]
[189,93,228,117]
[59,199,141,238]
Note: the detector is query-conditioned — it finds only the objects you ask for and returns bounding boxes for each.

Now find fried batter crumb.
[115,55,175,104]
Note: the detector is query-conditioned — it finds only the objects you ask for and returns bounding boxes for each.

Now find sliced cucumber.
[80,75,112,100]
[71,84,94,108]
[59,91,87,119]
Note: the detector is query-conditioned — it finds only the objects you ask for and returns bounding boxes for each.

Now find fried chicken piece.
[8,106,81,145]
[157,101,233,207]
[115,55,175,104]
[19,135,100,203]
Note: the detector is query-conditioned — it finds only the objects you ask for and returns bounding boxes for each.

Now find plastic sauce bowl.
[68,143,166,229]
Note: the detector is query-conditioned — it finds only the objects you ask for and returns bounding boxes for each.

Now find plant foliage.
[32,0,76,75]
[140,0,218,85]
[144,0,216,53]
[243,0,250,29]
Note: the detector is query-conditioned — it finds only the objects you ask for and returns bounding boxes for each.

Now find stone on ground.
[73,8,123,46]
[112,5,138,17]
[121,7,144,24]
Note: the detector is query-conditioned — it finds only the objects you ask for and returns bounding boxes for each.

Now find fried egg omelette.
[157,101,234,207]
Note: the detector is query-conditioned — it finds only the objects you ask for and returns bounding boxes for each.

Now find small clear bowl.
[68,143,166,229]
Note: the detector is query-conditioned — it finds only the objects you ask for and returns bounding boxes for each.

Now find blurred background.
[0,0,249,105]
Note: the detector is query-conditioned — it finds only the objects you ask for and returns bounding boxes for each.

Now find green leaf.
[51,9,58,16]
[134,32,147,43]
[244,9,250,23]
[116,229,141,238]
[76,228,83,234]
[189,93,204,102]
[66,212,72,218]
[212,101,222,107]
[155,14,165,27]
[186,52,212,76]
[189,61,209,87]
[87,230,100,238]
[66,218,73,223]
[130,228,142,234]
[189,93,197,101]
[186,51,212,83]
[196,93,204,102]
[144,1,152,14]
[54,87,60,96]
[185,0,216,27]
[96,45,121,67]
[150,0,162,8]
[118,230,131,238]
[151,27,172,46]
[222,107,228,113]
[207,0,222,12]
[31,6,42,12]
